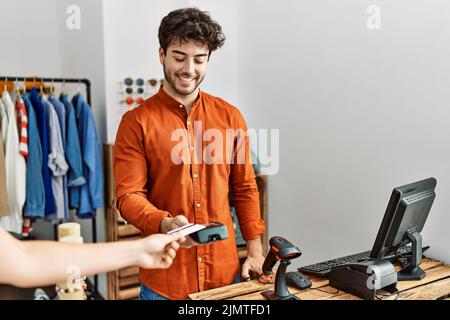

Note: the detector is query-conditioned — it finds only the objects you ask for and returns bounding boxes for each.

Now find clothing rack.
[0,77,91,103]
[0,76,99,296]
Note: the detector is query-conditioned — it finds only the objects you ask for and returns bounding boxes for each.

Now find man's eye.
[175,58,184,62]
[194,60,205,64]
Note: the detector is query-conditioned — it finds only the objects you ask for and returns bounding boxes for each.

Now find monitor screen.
[369,177,436,260]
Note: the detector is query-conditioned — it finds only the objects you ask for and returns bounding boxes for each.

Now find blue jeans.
[139,273,241,300]
[139,284,169,300]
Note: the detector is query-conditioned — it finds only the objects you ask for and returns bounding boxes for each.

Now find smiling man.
[113,7,267,300]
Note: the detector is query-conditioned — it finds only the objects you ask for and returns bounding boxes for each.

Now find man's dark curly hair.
[158,8,225,56]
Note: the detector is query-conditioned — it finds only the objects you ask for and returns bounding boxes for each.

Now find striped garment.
[15,98,28,160]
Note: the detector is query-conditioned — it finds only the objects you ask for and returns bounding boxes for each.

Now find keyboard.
[298,245,429,277]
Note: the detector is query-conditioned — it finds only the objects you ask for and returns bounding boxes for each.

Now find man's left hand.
[241,237,274,284]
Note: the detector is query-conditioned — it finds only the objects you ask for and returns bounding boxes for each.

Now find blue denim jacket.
[23,93,45,217]
[72,94,104,217]
[29,88,56,216]
[60,94,85,209]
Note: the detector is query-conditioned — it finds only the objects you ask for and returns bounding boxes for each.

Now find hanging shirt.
[0,98,10,218]
[15,97,28,160]
[49,96,69,219]
[29,88,56,216]
[72,94,104,218]
[60,94,85,209]
[42,95,69,220]
[23,93,45,217]
[0,99,7,148]
[0,138,10,217]
[0,91,26,234]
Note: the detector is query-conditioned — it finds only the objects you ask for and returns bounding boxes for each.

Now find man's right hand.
[159,215,197,248]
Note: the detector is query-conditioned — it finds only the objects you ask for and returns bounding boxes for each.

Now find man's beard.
[163,64,205,96]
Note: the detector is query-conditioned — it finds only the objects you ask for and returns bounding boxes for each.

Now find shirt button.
[193,173,198,179]
[198,257,202,262]
[179,104,183,109]
[191,146,194,151]
[187,120,191,125]
[196,203,201,208]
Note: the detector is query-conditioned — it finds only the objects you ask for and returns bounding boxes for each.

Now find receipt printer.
[328,259,398,300]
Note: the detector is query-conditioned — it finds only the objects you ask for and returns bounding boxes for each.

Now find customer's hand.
[159,215,198,248]
[137,233,186,269]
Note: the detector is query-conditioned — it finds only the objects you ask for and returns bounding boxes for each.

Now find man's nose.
[182,59,195,75]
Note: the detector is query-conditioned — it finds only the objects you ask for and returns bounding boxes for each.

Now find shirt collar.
[157,86,202,110]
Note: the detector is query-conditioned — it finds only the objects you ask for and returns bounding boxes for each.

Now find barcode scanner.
[261,236,302,300]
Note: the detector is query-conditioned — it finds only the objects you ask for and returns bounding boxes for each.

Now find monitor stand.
[397,229,425,281]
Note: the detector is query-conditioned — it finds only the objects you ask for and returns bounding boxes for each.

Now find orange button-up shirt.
[113,87,265,299]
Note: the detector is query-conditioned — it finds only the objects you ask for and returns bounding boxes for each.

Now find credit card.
[167,223,206,236]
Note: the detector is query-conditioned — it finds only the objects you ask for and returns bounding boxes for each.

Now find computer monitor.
[369,177,437,280]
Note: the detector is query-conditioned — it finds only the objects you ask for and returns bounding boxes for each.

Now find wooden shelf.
[118,286,140,300]
[104,143,141,300]
[119,275,139,288]
[119,266,139,278]
[118,224,141,237]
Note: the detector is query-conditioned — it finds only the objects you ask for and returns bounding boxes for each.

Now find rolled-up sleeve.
[113,112,171,235]
[230,111,265,240]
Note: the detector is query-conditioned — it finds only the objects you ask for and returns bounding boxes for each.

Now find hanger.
[61,78,66,96]
[3,76,7,94]
[21,79,26,96]
[40,77,44,96]
[49,78,55,98]
[76,79,82,96]
[15,78,22,103]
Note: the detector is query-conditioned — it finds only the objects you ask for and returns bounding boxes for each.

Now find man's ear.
[159,47,165,64]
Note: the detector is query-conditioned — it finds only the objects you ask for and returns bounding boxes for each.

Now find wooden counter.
[189,258,450,300]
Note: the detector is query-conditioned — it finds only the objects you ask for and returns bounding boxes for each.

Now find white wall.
[237,0,450,267]
[0,0,62,76]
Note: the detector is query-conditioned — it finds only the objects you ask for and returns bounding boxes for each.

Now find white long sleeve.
[0,100,7,150]
[0,92,26,234]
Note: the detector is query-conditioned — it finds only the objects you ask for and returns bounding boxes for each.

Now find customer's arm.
[0,227,184,288]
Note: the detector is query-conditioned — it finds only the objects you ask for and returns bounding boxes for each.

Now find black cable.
[317,287,340,294]
[312,287,340,295]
